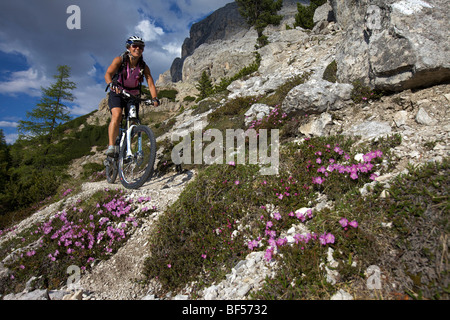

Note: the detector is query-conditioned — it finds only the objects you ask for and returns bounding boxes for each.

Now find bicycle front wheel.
[105,156,118,184]
[118,125,156,189]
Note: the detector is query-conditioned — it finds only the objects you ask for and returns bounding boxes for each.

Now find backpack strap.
[109,51,128,86]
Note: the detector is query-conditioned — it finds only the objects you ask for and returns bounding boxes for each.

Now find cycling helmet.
[126,36,145,48]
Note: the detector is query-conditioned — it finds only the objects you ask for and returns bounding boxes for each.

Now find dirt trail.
[78,170,195,300]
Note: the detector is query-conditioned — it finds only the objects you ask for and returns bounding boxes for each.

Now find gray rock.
[332,0,450,91]
[393,110,408,127]
[236,283,252,297]
[3,289,49,300]
[244,103,272,126]
[169,2,249,82]
[416,107,437,125]
[299,112,333,136]
[348,121,392,138]
[282,79,353,115]
[330,289,353,300]
[314,2,335,25]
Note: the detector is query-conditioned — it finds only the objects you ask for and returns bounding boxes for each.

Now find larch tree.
[18,65,76,145]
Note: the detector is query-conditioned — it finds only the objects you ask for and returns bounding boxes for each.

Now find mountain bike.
[104,89,157,189]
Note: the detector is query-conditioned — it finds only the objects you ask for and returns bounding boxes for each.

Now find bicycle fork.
[125,124,142,158]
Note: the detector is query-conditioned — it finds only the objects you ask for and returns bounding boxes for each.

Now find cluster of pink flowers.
[247,106,288,130]
[248,204,361,261]
[312,148,383,184]
[339,218,358,229]
[249,207,328,261]
[10,189,153,277]
[62,188,73,197]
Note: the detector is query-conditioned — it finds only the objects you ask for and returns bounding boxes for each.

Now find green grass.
[1,73,448,300]
[141,131,432,299]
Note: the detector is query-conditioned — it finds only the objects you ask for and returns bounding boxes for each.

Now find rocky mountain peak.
[166,0,308,83]
[169,2,248,82]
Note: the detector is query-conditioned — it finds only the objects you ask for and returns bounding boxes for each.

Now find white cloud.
[134,20,165,42]
[0,121,19,128]
[87,66,97,77]
[69,82,107,116]
[0,0,233,124]
[4,133,18,144]
[162,42,182,57]
[0,68,48,97]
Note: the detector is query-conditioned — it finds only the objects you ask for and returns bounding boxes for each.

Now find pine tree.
[235,0,283,48]
[195,71,214,101]
[18,65,76,144]
[0,130,10,190]
[294,0,326,30]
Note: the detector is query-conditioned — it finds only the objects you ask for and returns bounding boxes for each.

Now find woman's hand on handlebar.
[144,98,159,107]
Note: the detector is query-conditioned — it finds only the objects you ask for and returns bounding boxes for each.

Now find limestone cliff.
[169,2,249,83]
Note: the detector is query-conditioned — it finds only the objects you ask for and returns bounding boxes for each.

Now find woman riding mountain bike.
[104,35,160,157]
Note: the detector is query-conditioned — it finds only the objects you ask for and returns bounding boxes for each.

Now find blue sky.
[0,0,232,144]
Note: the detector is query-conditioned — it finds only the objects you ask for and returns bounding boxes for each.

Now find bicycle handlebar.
[105,84,159,106]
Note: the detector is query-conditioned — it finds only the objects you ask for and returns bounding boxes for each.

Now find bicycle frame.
[119,90,146,158]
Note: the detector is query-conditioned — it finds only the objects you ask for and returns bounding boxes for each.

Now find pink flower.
[167,264,171,268]
[264,247,274,261]
[26,250,36,257]
[319,233,335,245]
[312,176,324,184]
[276,237,287,246]
[339,218,348,228]
[273,212,282,220]
[334,146,343,155]
[234,180,240,185]
[349,220,358,228]
[296,211,306,222]
[248,239,259,250]
[319,234,327,246]
[325,233,335,244]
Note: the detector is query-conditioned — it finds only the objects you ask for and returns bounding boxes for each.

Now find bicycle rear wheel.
[118,125,156,189]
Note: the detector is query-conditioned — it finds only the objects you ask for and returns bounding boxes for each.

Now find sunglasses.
[131,44,144,50]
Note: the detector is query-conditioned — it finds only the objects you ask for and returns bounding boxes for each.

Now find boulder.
[299,112,333,136]
[244,104,273,126]
[348,121,392,138]
[332,0,450,91]
[282,79,353,115]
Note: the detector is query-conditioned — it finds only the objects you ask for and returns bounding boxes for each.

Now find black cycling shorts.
[108,92,140,115]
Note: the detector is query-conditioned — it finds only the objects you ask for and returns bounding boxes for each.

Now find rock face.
[166,0,307,85]
[331,0,450,91]
[169,2,249,82]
